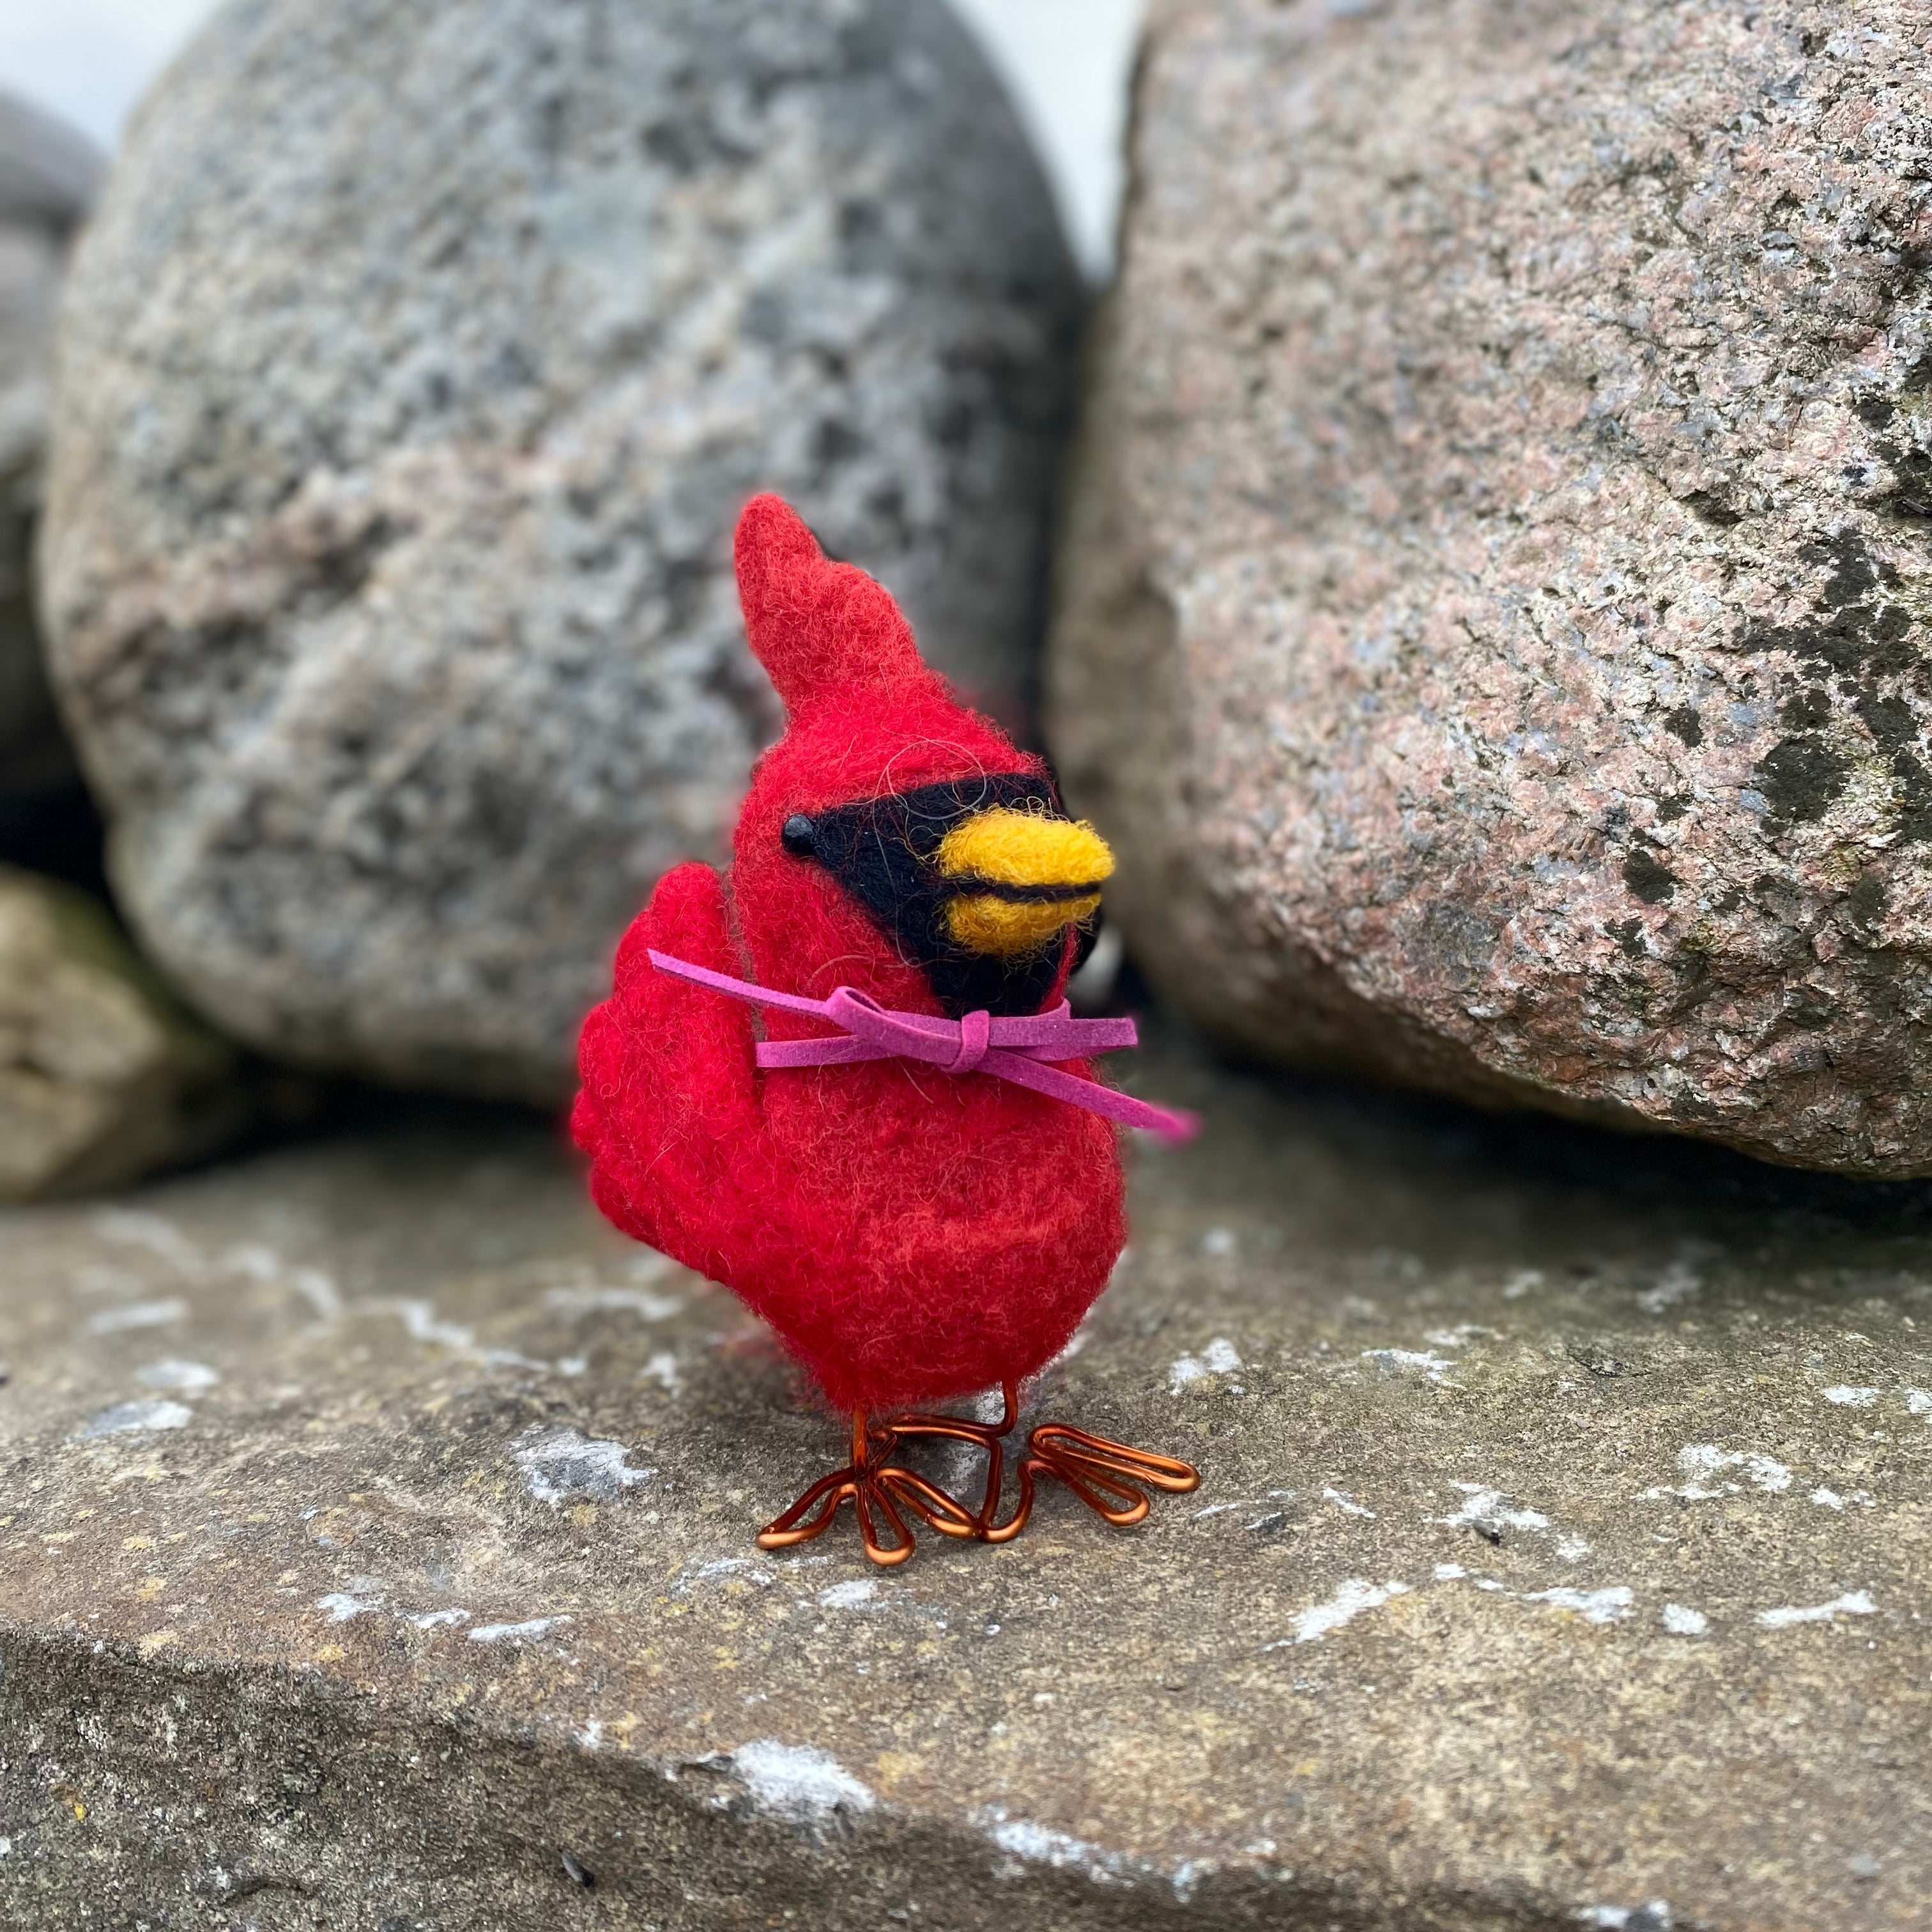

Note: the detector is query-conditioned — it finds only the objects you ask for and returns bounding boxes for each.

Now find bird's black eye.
[781,814,816,857]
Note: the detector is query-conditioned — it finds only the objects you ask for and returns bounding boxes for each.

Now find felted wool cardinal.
[573,495,1199,1564]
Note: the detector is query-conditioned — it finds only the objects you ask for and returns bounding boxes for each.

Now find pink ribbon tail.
[647,949,1200,1144]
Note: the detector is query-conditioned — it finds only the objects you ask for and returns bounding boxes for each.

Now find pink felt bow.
[647,950,1200,1144]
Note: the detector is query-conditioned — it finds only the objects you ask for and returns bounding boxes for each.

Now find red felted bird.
[572,495,1198,1563]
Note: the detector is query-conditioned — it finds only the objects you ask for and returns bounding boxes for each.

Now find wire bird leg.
[980,1420,1200,1544]
[756,1385,1199,1560]
[756,1407,983,1567]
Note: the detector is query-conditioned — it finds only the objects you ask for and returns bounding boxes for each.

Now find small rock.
[0,864,245,1200]
[42,0,1082,1101]
[1050,0,1932,1174]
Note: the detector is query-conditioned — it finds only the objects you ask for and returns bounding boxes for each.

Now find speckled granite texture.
[1050,0,1932,1174]
[40,0,1082,1103]
[0,1029,1925,1928]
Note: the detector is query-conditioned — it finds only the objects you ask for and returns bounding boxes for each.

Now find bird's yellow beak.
[934,807,1114,958]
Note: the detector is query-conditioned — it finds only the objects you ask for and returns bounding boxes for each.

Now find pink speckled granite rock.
[1050,0,1932,1176]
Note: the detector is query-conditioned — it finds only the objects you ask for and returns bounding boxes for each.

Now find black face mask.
[778,774,1094,1018]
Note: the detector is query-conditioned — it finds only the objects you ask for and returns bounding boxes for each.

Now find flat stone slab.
[0,1031,1926,1928]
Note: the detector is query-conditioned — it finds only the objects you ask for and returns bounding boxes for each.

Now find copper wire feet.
[755,1407,981,1566]
[756,1382,1200,1565]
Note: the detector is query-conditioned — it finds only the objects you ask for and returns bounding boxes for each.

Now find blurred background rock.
[0,86,103,888]
[0,0,1140,1190]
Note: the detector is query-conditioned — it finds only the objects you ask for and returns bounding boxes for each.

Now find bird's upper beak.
[934,807,1114,957]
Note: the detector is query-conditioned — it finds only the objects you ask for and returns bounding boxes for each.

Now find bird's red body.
[573,498,1125,1414]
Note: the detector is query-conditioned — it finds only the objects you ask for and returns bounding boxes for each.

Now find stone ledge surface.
[0,1032,1926,1929]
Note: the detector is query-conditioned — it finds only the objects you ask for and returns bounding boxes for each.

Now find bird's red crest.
[735,493,925,717]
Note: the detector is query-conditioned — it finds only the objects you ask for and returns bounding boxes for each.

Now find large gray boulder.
[42,0,1082,1101]
[1050,0,1932,1175]
[0,90,102,794]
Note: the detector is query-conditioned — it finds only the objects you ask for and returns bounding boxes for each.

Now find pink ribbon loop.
[647,949,1200,1144]
[950,1007,992,1075]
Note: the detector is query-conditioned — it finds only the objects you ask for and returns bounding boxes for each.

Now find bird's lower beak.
[935,806,1114,958]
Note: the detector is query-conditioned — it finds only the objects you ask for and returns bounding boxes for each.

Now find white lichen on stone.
[1434,1482,1551,1535]
[1756,1592,1878,1629]
[1268,1578,1411,1647]
[75,1398,191,1438]
[816,1581,878,1611]
[135,1359,218,1395]
[544,1284,684,1322]
[1363,1348,1457,1384]
[1644,1445,1791,1500]
[1524,1586,1633,1625]
[725,1740,876,1829]
[85,1300,185,1335]
[468,1615,573,1644]
[1169,1337,1241,1393]
[512,1426,654,1507]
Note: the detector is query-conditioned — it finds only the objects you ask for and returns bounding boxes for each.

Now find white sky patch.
[1267,1578,1411,1646]
[544,1285,684,1322]
[1363,1348,1457,1384]
[1821,1386,1880,1407]
[1322,1487,1375,1518]
[75,1398,191,1438]
[1644,1445,1791,1501]
[1660,1604,1708,1636]
[726,1740,876,1828]
[469,1615,574,1644]
[1169,1337,1241,1393]
[1756,1591,1877,1629]
[514,1427,655,1507]
[86,1300,186,1335]
[135,1359,218,1395]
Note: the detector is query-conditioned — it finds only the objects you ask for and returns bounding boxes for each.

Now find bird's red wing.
[574,862,764,1273]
